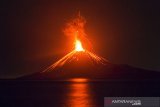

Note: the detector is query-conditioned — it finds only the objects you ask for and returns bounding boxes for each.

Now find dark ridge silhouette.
[18,53,160,81]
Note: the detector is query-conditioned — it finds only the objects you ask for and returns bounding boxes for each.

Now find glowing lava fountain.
[75,39,84,52]
[42,12,108,73]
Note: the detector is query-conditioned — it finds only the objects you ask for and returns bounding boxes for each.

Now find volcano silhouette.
[19,13,160,81]
[19,53,160,81]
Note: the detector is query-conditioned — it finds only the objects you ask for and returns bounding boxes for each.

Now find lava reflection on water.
[68,78,88,83]
[65,78,95,107]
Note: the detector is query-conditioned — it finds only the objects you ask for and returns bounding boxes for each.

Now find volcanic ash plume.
[42,13,108,73]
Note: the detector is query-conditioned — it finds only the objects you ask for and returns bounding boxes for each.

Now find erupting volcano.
[20,13,160,80]
[42,12,108,73]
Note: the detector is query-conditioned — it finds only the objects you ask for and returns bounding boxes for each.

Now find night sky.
[1,0,160,78]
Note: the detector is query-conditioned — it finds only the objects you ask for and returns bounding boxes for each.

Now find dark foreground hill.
[18,54,160,81]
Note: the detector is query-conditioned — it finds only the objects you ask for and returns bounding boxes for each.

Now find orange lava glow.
[42,12,108,73]
[75,39,84,52]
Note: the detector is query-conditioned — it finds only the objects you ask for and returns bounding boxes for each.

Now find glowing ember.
[75,39,84,52]
[42,12,108,73]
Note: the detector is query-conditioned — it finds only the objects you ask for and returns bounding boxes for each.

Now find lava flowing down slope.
[42,12,108,73]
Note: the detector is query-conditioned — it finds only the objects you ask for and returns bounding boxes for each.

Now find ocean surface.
[0,78,160,107]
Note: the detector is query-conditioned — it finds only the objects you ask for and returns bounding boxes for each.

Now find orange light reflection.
[69,78,88,83]
[65,78,94,107]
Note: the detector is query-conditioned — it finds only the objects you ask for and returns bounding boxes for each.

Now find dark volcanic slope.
[18,53,160,81]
